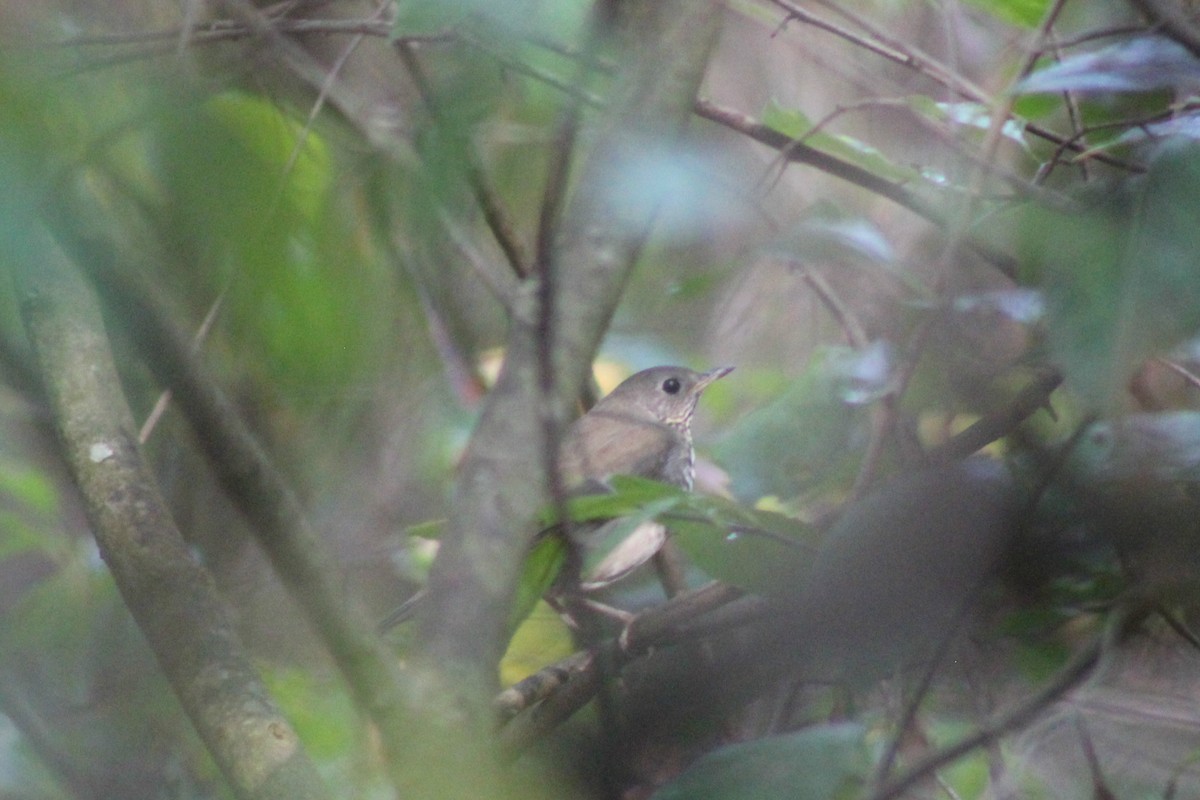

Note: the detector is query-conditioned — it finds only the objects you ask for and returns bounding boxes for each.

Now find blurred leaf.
[0,460,60,560]
[1065,412,1200,484]
[650,723,869,800]
[827,341,896,405]
[765,211,896,267]
[581,519,668,591]
[1017,37,1200,96]
[960,0,1053,27]
[1012,638,1073,683]
[908,96,1030,151]
[669,497,820,594]
[761,100,927,186]
[550,475,688,526]
[392,0,474,36]
[499,601,574,686]
[510,533,567,632]
[262,667,357,761]
[714,349,867,502]
[927,721,990,798]
[1020,140,1200,409]
[403,519,448,540]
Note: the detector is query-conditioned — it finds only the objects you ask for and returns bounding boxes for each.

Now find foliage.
[4,0,1200,798]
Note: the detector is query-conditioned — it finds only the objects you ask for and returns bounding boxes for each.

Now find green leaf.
[261,666,358,761]
[761,100,928,186]
[545,475,689,526]
[714,349,867,502]
[509,533,567,633]
[499,600,574,687]
[402,518,448,540]
[1021,140,1200,409]
[651,723,869,800]
[391,0,472,37]
[669,500,819,594]
[959,0,1053,28]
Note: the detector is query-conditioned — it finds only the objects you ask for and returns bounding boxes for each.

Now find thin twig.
[396,42,531,279]
[927,368,1062,463]
[866,601,1134,800]
[765,0,1135,171]
[496,581,746,752]
[138,289,226,443]
[1155,356,1200,393]
[693,98,1019,278]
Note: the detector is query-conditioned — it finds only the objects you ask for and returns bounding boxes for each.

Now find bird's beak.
[693,365,734,394]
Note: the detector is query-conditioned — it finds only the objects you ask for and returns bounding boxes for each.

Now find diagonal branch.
[12,225,330,800]
[415,0,726,696]
[46,226,414,795]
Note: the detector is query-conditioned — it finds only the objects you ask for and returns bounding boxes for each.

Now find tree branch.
[12,226,330,800]
[40,221,414,795]
[416,0,726,695]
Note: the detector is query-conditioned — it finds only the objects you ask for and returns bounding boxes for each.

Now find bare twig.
[865,601,1135,800]
[396,42,531,279]
[497,581,747,752]
[693,98,1019,278]
[927,369,1062,463]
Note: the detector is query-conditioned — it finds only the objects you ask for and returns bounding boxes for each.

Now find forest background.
[3,0,1200,798]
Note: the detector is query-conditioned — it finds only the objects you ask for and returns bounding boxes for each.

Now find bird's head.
[596,365,733,429]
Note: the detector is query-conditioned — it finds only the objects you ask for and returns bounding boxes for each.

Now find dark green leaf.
[665,492,820,593]
[509,534,567,636]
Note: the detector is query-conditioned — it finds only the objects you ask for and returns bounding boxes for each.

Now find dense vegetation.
[3,0,1200,798]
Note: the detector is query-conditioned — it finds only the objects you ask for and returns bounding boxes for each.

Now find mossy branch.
[12,226,330,800]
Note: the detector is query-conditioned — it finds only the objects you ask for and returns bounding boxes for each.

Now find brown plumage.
[559,365,733,491]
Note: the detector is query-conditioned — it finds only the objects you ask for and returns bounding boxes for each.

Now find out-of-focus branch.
[416,0,725,695]
[45,225,413,794]
[692,98,1019,278]
[12,226,329,800]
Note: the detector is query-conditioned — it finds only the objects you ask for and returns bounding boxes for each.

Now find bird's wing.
[559,409,674,486]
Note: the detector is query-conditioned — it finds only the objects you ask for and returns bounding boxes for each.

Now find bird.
[379,365,732,631]
[560,365,734,492]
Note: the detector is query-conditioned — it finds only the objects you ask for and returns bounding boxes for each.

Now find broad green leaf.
[960,0,1053,28]
[669,500,819,594]
[651,723,869,800]
[261,666,357,760]
[761,100,928,186]
[714,349,867,502]
[499,600,574,686]
[545,475,689,526]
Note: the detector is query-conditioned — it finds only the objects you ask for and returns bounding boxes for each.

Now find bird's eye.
[661,377,681,395]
